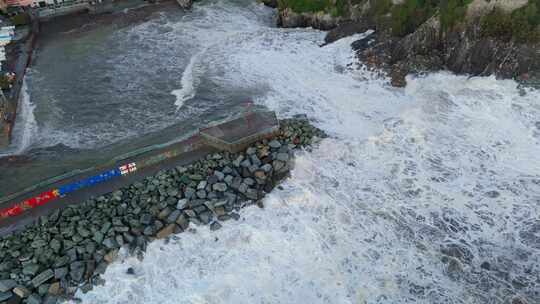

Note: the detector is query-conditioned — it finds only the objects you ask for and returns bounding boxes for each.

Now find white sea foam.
[167,1,273,110]
[75,2,540,304]
[0,78,37,156]
[171,51,200,109]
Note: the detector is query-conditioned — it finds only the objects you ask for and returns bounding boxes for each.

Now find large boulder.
[324,20,372,45]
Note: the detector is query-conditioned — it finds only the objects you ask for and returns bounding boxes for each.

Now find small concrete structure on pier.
[0,110,281,233]
[200,111,279,153]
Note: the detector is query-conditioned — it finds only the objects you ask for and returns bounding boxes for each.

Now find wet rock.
[69,261,85,283]
[80,283,93,294]
[53,256,70,268]
[245,189,259,200]
[390,66,407,88]
[240,159,251,168]
[26,294,41,304]
[0,279,16,292]
[30,239,47,249]
[126,267,135,275]
[199,212,212,225]
[232,155,244,167]
[41,295,58,304]
[184,187,196,199]
[213,183,227,192]
[31,269,54,288]
[48,282,61,296]
[102,238,118,250]
[39,285,52,296]
[324,20,372,45]
[196,189,207,199]
[0,291,12,302]
[273,160,285,172]
[156,224,176,239]
[243,178,255,186]
[139,214,152,226]
[261,163,272,173]
[104,250,118,264]
[166,210,181,223]
[22,264,40,276]
[184,209,196,218]
[231,212,240,221]
[158,207,172,220]
[12,286,30,299]
[268,140,281,149]
[197,181,207,190]
[214,206,226,217]
[93,231,105,244]
[238,183,248,194]
[214,171,225,181]
[176,199,188,210]
[49,239,62,253]
[210,222,222,231]
[53,267,68,280]
[176,214,189,230]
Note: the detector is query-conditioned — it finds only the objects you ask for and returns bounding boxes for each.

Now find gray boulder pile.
[0,116,326,304]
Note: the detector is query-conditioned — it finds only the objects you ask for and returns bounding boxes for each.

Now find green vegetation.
[481,1,540,43]
[277,0,349,17]
[390,0,438,36]
[372,0,392,16]
[439,0,473,31]
[386,0,472,36]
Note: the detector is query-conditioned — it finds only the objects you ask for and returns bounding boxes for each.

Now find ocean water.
[0,0,274,196]
[71,1,540,304]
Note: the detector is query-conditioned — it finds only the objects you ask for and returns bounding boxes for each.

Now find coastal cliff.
[270,0,540,86]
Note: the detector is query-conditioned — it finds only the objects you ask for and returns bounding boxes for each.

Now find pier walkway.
[0,111,279,235]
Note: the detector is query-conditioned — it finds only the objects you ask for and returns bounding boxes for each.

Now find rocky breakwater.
[0,117,326,304]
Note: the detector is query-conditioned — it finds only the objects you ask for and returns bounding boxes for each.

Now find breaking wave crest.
[0,78,37,156]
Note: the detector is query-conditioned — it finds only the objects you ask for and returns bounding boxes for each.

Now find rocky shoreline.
[270,0,540,88]
[0,117,325,304]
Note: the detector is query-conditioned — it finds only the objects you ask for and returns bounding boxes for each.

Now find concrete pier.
[0,111,280,234]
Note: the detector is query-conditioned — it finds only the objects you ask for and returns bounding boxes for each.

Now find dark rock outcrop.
[269,1,540,86]
[324,20,372,45]
[354,14,540,86]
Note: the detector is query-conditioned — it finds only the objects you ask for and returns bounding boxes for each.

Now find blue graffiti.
[58,168,121,196]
